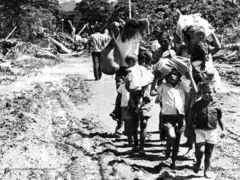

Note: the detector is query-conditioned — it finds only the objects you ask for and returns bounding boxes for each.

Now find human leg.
[194,142,205,173]
[110,93,121,121]
[139,117,148,155]
[92,52,98,80]
[171,130,181,169]
[97,52,102,80]
[163,115,176,159]
[130,108,139,150]
[159,111,166,141]
[204,143,214,178]
[115,118,123,133]
[126,120,133,146]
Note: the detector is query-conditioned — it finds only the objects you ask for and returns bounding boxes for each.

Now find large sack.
[100,39,120,75]
[176,14,215,40]
[154,56,191,79]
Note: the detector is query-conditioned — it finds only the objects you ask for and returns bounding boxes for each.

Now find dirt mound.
[0,51,63,85]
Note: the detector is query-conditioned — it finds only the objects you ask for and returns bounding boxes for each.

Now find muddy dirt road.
[0,54,240,180]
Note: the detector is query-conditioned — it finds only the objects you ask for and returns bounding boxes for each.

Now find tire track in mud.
[0,73,149,180]
[1,57,240,180]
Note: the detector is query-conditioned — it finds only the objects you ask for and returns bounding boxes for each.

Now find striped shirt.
[90,32,110,52]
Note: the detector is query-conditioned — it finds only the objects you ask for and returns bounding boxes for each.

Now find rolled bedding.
[154,55,191,79]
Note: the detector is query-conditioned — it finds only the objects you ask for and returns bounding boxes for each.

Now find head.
[83,33,88,38]
[94,25,101,33]
[165,69,181,86]
[123,18,139,39]
[190,26,206,44]
[158,31,170,51]
[199,82,215,101]
[138,49,152,67]
[203,70,215,83]
[125,54,138,67]
[104,29,109,35]
[116,76,126,85]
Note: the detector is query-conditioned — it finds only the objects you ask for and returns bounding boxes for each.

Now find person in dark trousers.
[89,26,110,80]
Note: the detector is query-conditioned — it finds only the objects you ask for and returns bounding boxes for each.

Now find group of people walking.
[88,16,225,178]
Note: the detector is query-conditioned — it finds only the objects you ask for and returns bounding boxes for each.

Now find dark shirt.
[191,98,222,130]
[191,42,210,62]
[152,48,164,64]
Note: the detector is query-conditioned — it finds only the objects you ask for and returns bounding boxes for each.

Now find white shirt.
[126,64,154,91]
[157,82,190,115]
[115,31,140,67]
[117,83,130,107]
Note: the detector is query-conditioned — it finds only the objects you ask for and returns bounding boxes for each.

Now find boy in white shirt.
[150,68,190,169]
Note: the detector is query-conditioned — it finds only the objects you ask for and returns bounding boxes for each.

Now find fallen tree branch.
[49,37,72,54]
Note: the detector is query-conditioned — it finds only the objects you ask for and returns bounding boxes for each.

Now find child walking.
[115,77,133,146]
[125,54,153,155]
[150,68,190,169]
[188,82,225,178]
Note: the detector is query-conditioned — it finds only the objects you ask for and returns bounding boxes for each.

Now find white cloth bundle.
[126,65,154,91]
[176,14,215,40]
[154,56,191,79]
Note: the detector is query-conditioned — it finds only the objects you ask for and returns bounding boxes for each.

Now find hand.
[220,131,225,138]
[179,125,185,133]
[200,63,206,71]
[135,107,141,114]
[184,129,188,137]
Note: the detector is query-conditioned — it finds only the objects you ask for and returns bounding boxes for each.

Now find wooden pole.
[5,26,17,40]
[129,0,131,18]
[77,23,88,35]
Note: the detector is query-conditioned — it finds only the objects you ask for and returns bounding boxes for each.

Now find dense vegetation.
[0,0,59,40]
[1,0,240,43]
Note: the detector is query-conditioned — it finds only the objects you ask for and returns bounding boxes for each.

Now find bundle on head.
[154,54,190,80]
[191,25,206,39]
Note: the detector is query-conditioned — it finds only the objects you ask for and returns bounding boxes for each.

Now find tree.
[74,0,113,32]
[0,0,60,40]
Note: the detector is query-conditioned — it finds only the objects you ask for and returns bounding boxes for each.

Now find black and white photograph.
[0,0,240,179]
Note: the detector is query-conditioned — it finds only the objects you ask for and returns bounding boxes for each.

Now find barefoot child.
[125,54,153,155]
[188,82,225,178]
[150,68,190,169]
[116,77,133,145]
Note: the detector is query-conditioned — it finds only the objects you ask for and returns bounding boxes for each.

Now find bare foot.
[185,149,195,159]
[193,163,200,174]
[204,171,213,179]
[163,157,172,165]
[170,163,176,170]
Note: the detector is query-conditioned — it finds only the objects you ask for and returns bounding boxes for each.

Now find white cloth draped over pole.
[129,0,131,18]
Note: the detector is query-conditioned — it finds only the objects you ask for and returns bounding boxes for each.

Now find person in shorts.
[150,68,190,169]
[125,54,153,156]
[188,82,225,178]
